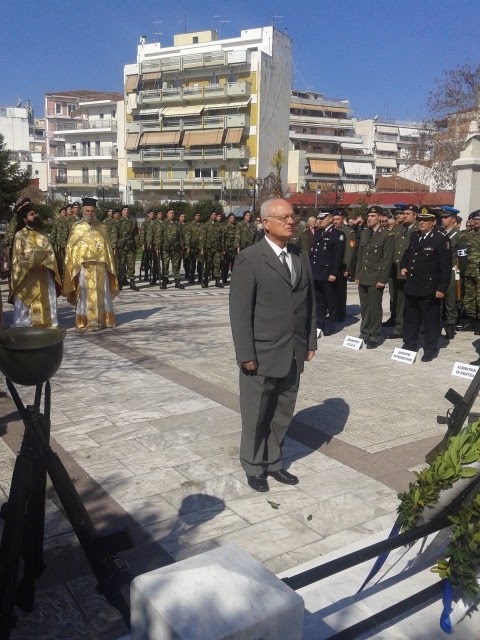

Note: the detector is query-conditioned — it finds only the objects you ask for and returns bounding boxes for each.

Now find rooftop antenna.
[153,21,162,42]
[213,15,231,37]
[272,15,284,28]
[177,13,187,33]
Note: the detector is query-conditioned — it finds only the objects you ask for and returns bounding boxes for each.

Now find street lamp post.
[251,177,263,215]
[97,185,110,202]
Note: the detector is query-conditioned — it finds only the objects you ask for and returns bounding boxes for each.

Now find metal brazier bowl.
[0,327,66,386]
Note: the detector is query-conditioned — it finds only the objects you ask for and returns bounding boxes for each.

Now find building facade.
[123,27,291,205]
[45,90,123,202]
[288,90,375,200]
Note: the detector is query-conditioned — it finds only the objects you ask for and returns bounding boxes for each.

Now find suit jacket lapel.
[262,239,292,286]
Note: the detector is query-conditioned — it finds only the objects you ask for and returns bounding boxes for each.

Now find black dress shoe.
[366,341,380,349]
[470,358,480,366]
[385,333,402,340]
[247,475,269,492]
[421,353,437,362]
[401,344,416,352]
[267,469,299,485]
[382,318,395,327]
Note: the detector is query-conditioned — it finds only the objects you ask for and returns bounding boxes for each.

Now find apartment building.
[45,90,123,201]
[355,118,423,180]
[123,27,291,204]
[287,91,375,200]
[0,104,48,191]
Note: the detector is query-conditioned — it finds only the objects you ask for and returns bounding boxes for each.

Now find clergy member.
[63,197,118,331]
[9,199,62,327]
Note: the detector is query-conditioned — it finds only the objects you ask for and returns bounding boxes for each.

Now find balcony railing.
[53,119,117,133]
[140,50,229,74]
[137,81,251,105]
[126,113,247,134]
[131,145,249,163]
[129,176,230,191]
[55,176,119,186]
[54,147,118,159]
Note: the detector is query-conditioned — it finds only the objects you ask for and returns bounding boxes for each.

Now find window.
[99,112,104,119]
[82,167,89,183]
[194,168,218,178]
[227,72,237,83]
[96,166,102,183]
[112,110,116,118]
[209,74,219,85]
[55,103,62,115]
[110,167,118,178]
[192,36,198,44]
[67,103,76,116]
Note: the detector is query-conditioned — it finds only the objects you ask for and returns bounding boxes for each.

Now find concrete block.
[130,543,304,640]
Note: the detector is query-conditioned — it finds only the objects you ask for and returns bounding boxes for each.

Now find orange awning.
[309,159,339,175]
[125,133,140,151]
[140,131,181,145]
[183,130,223,146]
[224,128,243,144]
[124,75,139,93]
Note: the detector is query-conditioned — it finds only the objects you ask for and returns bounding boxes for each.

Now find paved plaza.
[1,277,479,639]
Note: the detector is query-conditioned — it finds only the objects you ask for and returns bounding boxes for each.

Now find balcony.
[126,113,247,135]
[129,177,226,192]
[55,176,119,186]
[137,81,251,105]
[140,50,233,74]
[131,145,249,163]
[54,147,118,160]
[53,119,117,133]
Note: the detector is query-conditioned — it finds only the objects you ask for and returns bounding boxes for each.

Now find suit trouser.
[336,276,348,321]
[239,360,299,476]
[443,271,458,325]
[392,278,406,336]
[358,284,384,343]
[404,295,441,356]
[314,280,338,334]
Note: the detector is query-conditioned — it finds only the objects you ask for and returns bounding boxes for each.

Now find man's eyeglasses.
[266,214,298,223]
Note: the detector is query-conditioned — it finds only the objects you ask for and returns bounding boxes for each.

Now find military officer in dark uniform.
[440,206,461,339]
[332,211,355,322]
[385,204,418,339]
[400,206,452,362]
[355,205,395,348]
[311,211,345,336]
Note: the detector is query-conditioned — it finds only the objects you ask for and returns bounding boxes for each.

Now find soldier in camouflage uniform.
[151,211,164,284]
[140,210,155,282]
[178,213,188,280]
[50,207,70,280]
[222,213,236,283]
[184,211,203,284]
[67,202,82,229]
[3,213,18,251]
[234,210,256,253]
[117,206,140,290]
[458,210,480,331]
[200,211,224,288]
[155,209,184,289]
[288,213,304,247]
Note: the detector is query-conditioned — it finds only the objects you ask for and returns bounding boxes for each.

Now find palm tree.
[271,147,285,198]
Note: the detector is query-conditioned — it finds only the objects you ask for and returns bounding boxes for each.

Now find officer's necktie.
[280,250,292,283]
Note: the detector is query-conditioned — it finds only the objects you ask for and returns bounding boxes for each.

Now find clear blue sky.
[1,0,478,122]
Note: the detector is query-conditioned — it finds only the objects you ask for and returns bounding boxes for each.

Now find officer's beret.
[468,209,480,220]
[316,211,331,219]
[72,201,81,207]
[417,206,436,220]
[367,205,383,215]
[404,204,419,214]
[394,202,406,210]
[82,197,97,207]
[440,205,459,217]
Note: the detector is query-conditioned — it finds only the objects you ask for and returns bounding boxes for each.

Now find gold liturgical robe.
[63,220,118,330]
[10,227,61,327]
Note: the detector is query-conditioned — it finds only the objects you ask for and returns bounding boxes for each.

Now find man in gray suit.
[229,199,317,492]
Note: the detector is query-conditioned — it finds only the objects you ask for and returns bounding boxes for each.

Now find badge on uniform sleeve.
[458,248,467,257]
[339,234,345,241]
[445,241,450,250]
[349,239,356,248]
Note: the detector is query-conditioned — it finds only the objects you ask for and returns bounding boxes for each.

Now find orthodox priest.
[63,197,118,330]
[9,199,62,327]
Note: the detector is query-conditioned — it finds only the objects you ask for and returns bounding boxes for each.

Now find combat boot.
[215,278,224,288]
[129,280,140,291]
[189,275,195,284]
[446,324,456,340]
[160,278,168,290]
[201,279,209,289]
[175,280,185,289]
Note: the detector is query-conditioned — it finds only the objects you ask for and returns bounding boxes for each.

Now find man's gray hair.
[260,198,291,221]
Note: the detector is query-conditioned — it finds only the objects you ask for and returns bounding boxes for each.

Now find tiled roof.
[287,190,455,208]
[376,175,430,192]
